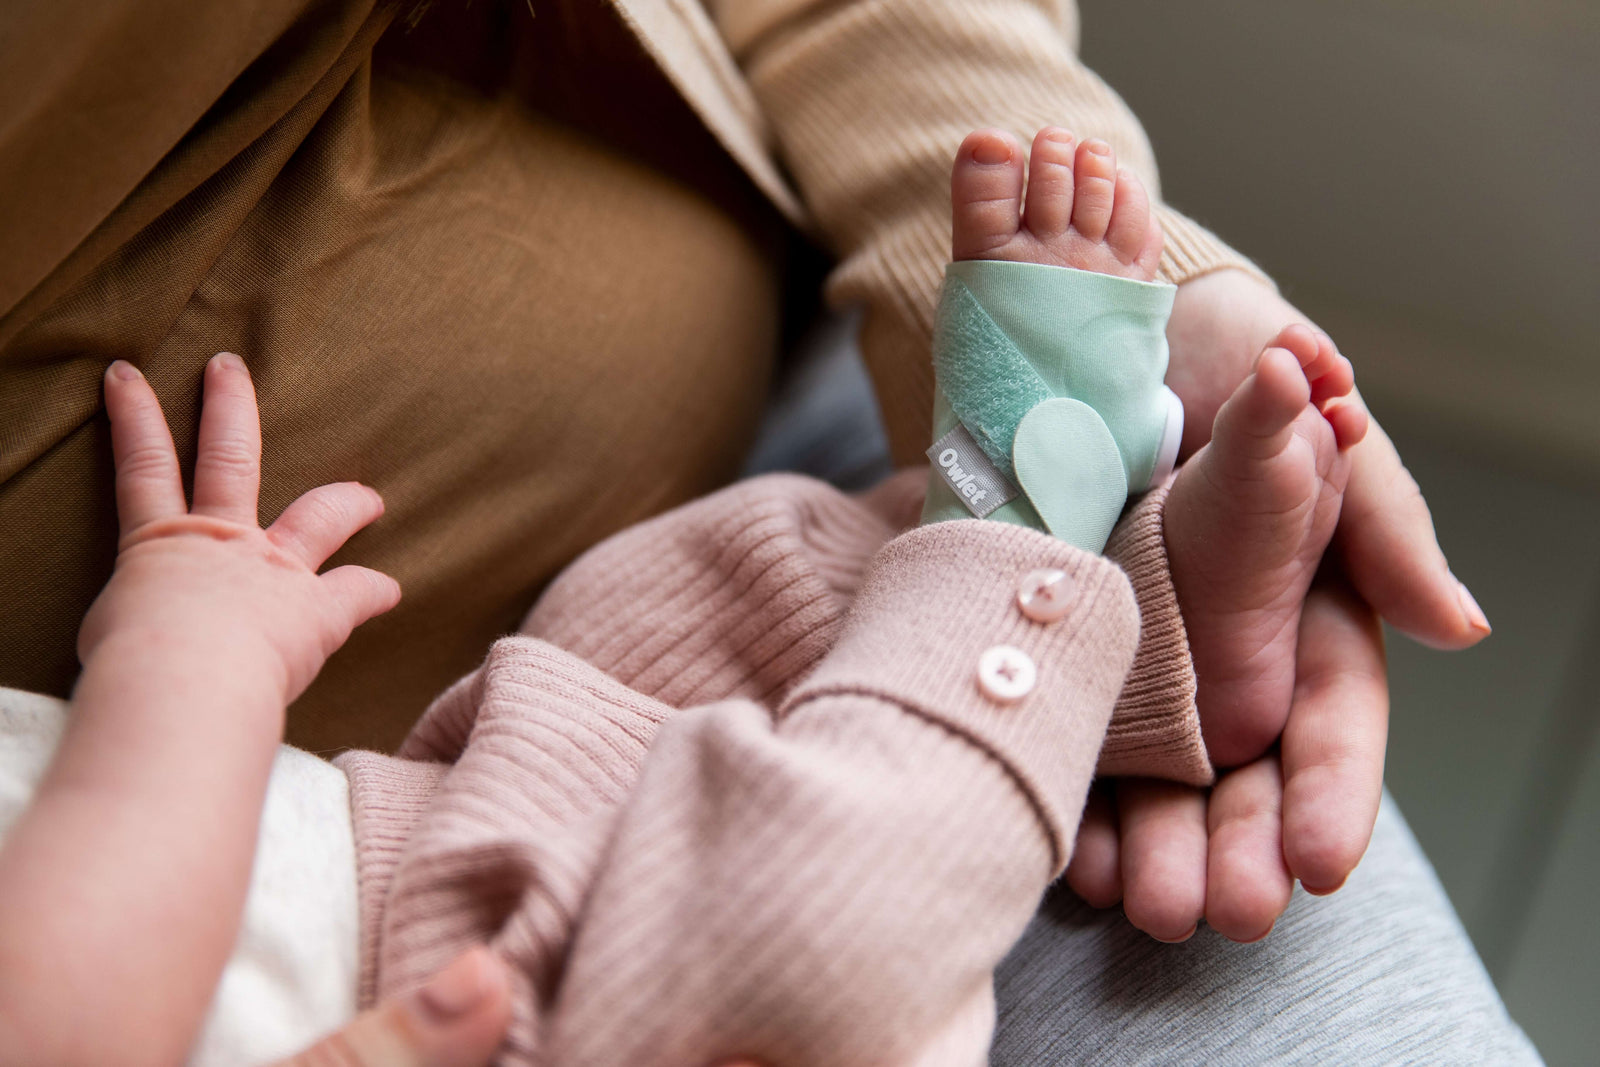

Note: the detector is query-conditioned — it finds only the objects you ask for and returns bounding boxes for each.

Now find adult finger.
[1336,407,1490,650]
[1204,755,1293,942]
[273,946,510,1067]
[1117,779,1207,942]
[191,352,262,524]
[104,361,187,535]
[1281,573,1389,893]
[1065,781,1122,908]
[268,482,386,570]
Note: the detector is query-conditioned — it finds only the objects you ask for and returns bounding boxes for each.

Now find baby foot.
[1165,325,1368,766]
[950,127,1163,279]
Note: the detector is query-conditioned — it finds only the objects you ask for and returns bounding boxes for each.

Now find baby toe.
[1069,139,1118,241]
[1227,346,1314,444]
[1269,323,1323,369]
[1021,126,1077,239]
[1270,324,1349,401]
[950,129,1025,259]
[1104,168,1156,266]
[1324,398,1370,450]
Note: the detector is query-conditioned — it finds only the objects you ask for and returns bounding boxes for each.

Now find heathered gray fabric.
[991,793,1543,1065]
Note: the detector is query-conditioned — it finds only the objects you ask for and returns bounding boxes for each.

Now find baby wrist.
[79,626,292,724]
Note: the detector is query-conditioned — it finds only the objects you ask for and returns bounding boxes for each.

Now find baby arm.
[0,356,398,1067]
[540,523,1143,1066]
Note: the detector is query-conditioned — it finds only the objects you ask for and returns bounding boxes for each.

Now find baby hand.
[79,355,400,705]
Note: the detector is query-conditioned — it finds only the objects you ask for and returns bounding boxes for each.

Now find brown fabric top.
[0,0,786,752]
[0,0,1262,753]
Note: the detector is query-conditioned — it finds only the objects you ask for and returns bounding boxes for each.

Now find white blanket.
[0,687,361,1066]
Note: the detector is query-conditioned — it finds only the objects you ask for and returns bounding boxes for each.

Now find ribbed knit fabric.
[339,756,448,1011]
[714,0,1272,464]
[521,473,901,711]
[1100,478,1212,785]
[525,470,1210,784]
[341,647,682,1058]
[338,470,1209,1064]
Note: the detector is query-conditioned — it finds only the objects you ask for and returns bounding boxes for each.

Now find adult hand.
[1069,268,1490,942]
[272,947,511,1067]
[1170,270,1487,648]
[1069,573,1388,940]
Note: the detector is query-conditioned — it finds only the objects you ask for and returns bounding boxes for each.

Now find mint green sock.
[920,260,1182,553]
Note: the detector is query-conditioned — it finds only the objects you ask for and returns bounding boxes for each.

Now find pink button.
[1017,568,1075,623]
[976,645,1036,704]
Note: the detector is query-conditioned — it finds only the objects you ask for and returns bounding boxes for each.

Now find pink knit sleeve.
[1100,478,1214,785]
[342,474,1204,1062]
[525,467,1213,785]
[539,521,1140,1066]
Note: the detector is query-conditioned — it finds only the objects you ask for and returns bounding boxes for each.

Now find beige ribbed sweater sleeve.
[709,0,1269,464]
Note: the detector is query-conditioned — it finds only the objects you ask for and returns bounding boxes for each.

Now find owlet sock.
[921,259,1183,553]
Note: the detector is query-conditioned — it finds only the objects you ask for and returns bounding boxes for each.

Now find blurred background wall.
[1071,1,1597,1061]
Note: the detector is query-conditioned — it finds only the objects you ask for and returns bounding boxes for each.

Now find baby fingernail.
[1457,581,1490,634]
[411,947,499,1023]
[108,360,141,380]
[212,351,245,371]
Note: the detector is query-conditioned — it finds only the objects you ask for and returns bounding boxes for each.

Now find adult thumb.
[273,947,511,1067]
[1335,410,1490,649]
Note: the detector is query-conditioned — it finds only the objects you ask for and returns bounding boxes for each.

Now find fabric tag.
[926,423,1019,519]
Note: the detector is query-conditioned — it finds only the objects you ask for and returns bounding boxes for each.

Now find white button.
[976,645,1036,704]
[1017,568,1075,623]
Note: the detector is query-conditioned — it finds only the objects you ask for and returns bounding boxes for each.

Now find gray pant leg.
[991,794,1541,1065]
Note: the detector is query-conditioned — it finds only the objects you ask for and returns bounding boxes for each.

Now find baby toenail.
[971,138,1012,165]
[1086,140,1111,155]
[1043,128,1073,144]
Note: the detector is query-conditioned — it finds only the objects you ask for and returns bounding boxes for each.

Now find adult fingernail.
[1457,581,1491,635]
[107,360,140,381]
[212,351,245,371]
[1152,924,1197,944]
[410,947,498,1024]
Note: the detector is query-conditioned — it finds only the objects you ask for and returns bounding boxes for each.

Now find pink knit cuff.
[1101,477,1213,786]
[334,751,449,1009]
[781,520,1141,872]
